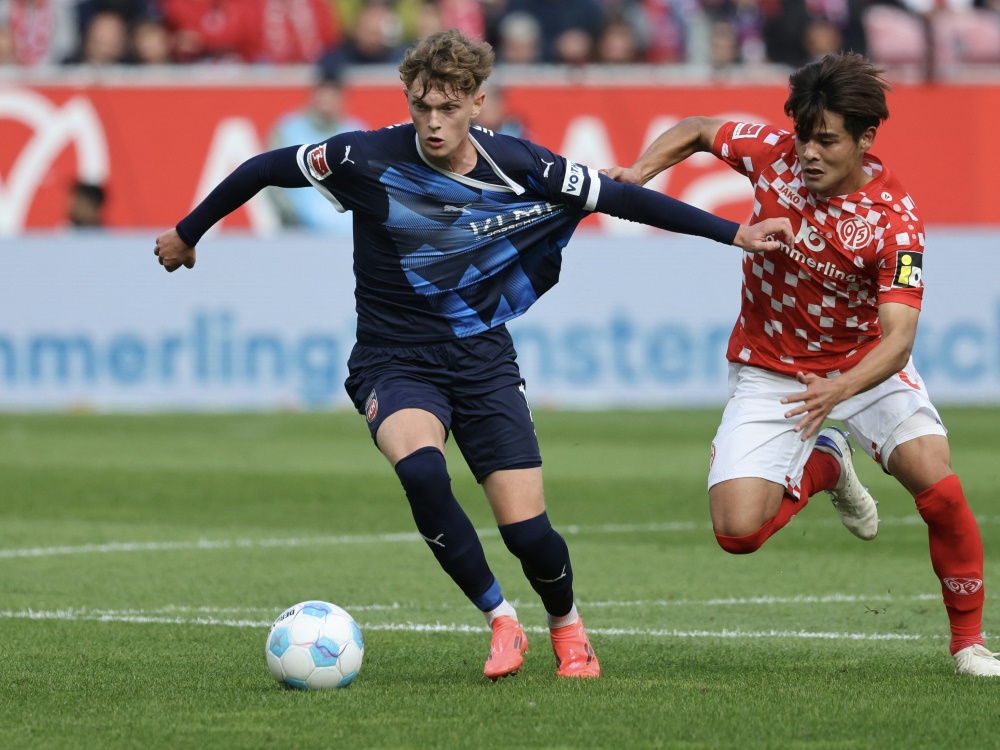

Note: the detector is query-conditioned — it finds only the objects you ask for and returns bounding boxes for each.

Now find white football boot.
[954,644,1000,676]
[813,427,879,541]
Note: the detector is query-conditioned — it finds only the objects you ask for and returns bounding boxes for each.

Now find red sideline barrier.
[2,82,996,231]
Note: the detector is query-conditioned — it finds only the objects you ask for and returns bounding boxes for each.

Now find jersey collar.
[413,131,526,195]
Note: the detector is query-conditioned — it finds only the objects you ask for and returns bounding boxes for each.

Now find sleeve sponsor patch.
[892,250,923,288]
[306,144,332,180]
[560,161,586,198]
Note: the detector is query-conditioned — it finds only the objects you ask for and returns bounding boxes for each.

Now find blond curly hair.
[399,29,494,99]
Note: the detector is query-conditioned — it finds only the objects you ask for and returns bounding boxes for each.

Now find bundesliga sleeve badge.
[307,144,333,181]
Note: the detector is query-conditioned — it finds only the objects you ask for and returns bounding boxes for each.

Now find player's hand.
[154,228,196,272]
[732,217,794,253]
[599,166,645,186]
[781,372,846,440]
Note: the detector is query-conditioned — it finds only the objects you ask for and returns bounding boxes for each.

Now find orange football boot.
[550,617,600,678]
[483,616,529,680]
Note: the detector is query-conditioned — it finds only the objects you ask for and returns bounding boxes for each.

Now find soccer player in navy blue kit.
[155,29,792,680]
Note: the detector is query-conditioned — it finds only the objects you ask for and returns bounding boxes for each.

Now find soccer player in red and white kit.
[604,52,1000,676]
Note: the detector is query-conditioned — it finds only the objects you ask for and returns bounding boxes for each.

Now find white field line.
[0,593,940,623]
[5,514,996,560]
[0,607,944,641]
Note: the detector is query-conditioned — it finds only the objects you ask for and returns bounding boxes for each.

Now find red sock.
[715,450,841,554]
[802,449,840,496]
[914,474,985,654]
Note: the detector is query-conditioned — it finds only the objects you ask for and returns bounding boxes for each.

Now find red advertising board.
[1,79,995,232]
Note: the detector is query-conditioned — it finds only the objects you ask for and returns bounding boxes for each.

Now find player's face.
[406,84,484,172]
[794,111,876,198]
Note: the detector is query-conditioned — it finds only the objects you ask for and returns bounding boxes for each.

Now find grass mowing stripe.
[5,513,999,559]
[25,591,939,618]
[0,608,945,641]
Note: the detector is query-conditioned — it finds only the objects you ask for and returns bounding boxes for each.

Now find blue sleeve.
[517,140,739,246]
[593,174,739,246]
[175,146,309,247]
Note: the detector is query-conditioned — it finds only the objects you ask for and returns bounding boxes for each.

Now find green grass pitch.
[2,409,999,749]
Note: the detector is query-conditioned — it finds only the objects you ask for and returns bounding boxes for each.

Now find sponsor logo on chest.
[468,202,559,236]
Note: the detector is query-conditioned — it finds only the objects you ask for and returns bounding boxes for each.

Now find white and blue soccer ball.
[265,600,365,690]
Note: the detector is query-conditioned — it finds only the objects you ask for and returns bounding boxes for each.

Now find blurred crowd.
[1,0,999,73]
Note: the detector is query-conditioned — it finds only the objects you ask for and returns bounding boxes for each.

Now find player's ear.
[860,125,877,152]
[472,89,486,117]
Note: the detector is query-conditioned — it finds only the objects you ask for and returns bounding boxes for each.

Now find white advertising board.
[0,231,996,410]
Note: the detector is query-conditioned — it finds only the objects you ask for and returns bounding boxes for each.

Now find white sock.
[546,604,579,630]
[483,598,518,626]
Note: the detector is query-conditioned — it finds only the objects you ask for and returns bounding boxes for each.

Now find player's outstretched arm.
[601,117,727,186]
[593,176,794,249]
[152,146,309,272]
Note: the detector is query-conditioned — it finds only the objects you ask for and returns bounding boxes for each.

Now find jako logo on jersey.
[836,215,875,252]
[364,389,378,422]
[776,182,806,210]
[307,144,332,180]
[561,161,585,197]
[944,577,983,595]
[893,250,923,288]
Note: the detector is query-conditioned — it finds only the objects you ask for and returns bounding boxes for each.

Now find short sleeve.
[877,231,925,309]
[712,122,789,183]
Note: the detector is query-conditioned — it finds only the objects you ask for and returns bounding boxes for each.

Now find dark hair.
[74,181,105,206]
[316,59,344,87]
[398,29,494,99]
[784,53,891,142]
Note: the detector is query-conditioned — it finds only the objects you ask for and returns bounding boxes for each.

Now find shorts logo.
[364,389,378,423]
[943,577,983,595]
[307,144,332,180]
[561,161,585,197]
[709,442,716,468]
[892,250,923,288]
[836,216,874,252]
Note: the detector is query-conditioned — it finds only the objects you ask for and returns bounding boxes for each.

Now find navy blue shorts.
[344,326,542,482]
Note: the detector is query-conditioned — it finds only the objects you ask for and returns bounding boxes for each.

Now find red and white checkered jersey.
[713,122,925,378]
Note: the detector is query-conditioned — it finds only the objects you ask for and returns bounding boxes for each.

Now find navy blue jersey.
[295,124,601,345]
[175,124,738,343]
